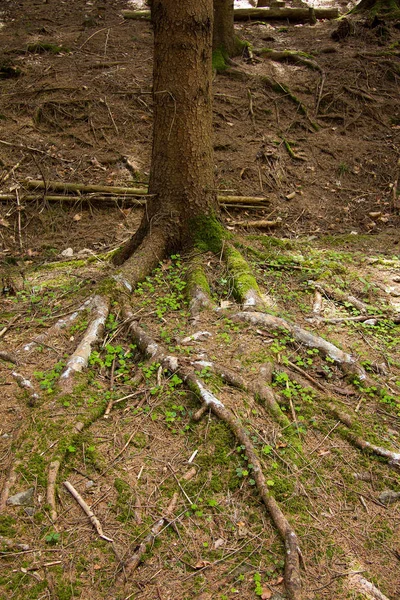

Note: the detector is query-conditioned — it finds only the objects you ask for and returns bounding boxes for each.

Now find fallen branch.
[63,480,113,542]
[231,218,282,229]
[47,461,60,523]
[22,180,270,206]
[126,318,302,600]
[122,7,339,22]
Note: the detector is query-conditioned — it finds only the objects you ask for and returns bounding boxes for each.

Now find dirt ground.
[1,1,400,600]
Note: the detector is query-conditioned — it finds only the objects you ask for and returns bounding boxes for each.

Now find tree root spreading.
[121,492,179,579]
[60,295,110,389]
[126,318,302,600]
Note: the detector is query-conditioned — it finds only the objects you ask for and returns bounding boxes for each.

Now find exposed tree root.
[120,492,179,579]
[193,359,290,428]
[11,371,39,405]
[256,48,322,72]
[60,295,110,390]
[46,460,60,523]
[274,363,400,471]
[309,281,370,314]
[185,254,215,320]
[125,318,303,600]
[0,350,18,364]
[21,297,93,354]
[348,571,391,600]
[233,311,369,382]
[223,243,267,309]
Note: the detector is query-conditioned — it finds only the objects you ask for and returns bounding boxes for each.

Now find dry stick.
[121,492,179,578]
[60,295,110,388]
[47,460,60,523]
[127,321,302,600]
[22,180,270,206]
[14,187,23,250]
[1,159,24,184]
[0,314,20,340]
[11,372,39,405]
[63,481,113,542]
[122,7,339,21]
[230,218,282,229]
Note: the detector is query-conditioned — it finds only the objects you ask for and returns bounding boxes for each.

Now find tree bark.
[213,0,236,56]
[116,0,218,266]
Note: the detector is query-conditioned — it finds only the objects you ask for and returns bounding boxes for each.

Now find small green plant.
[34,361,64,393]
[45,531,61,544]
[253,572,263,596]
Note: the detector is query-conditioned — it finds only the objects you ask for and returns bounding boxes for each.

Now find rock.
[378,490,400,505]
[24,507,36,516]
[85,480,95,489]
[7,487,34,506]
[61,247,74,257]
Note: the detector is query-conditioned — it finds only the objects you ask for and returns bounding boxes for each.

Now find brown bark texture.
[213,0,236,56]
[116,0,218,266]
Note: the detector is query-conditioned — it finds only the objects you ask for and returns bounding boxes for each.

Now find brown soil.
[1,2,400,600]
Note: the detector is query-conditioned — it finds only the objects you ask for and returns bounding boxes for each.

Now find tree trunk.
[213,0,237,56]
[115,0,218,265]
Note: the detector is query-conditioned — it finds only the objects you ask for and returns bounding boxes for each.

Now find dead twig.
[63,480,113,542]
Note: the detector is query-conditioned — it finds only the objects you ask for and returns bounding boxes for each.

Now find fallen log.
[122,7,339,22]
[234,7,339,20]
[19,181,271,206]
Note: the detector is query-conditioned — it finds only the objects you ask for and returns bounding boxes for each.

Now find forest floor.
[1,1,400,599]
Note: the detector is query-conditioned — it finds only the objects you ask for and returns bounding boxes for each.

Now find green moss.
[191,214,228,254]
[186,257,211,300]
[212,48,228,73]
[0,515,16,536]
[26,42,70,54]
[223,244,261,302]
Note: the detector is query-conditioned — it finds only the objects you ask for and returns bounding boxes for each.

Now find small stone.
[85,480,95,489]
[24,507,36,516]
[378,490,400,505]
[285,191,296,201]
[61,247,74,257]
[7,488,34,506]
